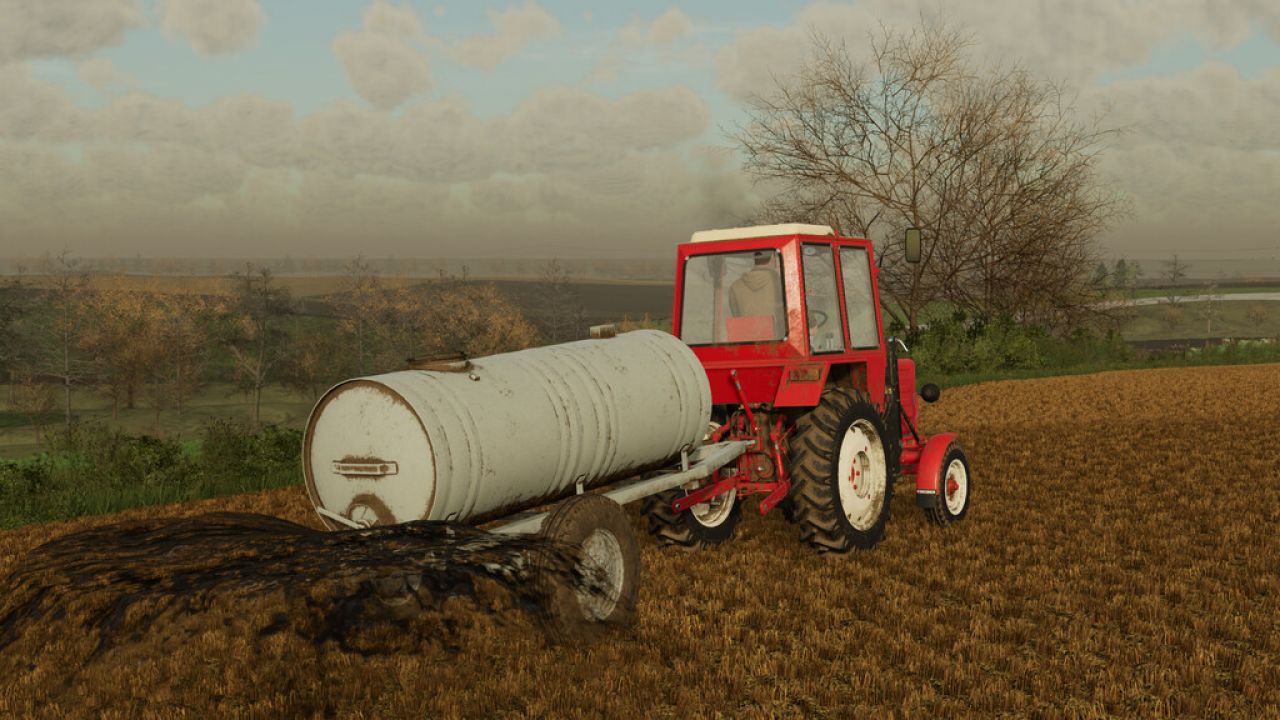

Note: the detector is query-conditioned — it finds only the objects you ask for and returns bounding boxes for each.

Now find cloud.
[713,0,1280,101]
[647,8,695,46]
[590,7,697,83]
[1091,62,1280,152]
[0,0,145,63]
[77,57,134,90]
[0,65,81,140]
[445,2,560,71]
[333,1,431,110]
[495,85,708,173]
[0,70,734,258]
[158,0,265,56]
[1083,63,1280,253]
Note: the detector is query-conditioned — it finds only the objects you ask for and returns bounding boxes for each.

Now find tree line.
[0,251,588,447]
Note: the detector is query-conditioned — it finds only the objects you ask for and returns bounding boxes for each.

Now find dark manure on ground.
[0,512,604,664]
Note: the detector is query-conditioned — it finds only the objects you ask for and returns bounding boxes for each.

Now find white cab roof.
[688,223,835,244]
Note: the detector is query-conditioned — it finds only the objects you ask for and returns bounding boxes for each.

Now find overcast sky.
[1,0,1278,262]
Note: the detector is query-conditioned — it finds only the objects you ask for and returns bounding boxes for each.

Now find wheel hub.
[848,451,872,499]
[577,528,624,621]
[836,421,887,531]
[943,458,968,515]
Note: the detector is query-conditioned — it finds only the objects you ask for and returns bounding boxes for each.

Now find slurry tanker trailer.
[302,224,971,635]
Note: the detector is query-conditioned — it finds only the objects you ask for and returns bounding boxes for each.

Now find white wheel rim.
[943,458,968,515]
[690,419,735,528]
[577,528,624,621]
[688,486,736,528]
[836,419,887,530]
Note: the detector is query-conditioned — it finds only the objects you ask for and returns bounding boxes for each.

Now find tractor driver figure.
[728,250,785,339]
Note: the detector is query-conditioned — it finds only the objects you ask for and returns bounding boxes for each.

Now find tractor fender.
[914,432,958,508]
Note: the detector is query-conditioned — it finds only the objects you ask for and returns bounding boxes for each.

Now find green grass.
[0,412,67,430]
[1126,285,1280,300]
[919,340,1280,389]
[0,382,317,459]
[0,421,303,529]
[1115,300,1280,342]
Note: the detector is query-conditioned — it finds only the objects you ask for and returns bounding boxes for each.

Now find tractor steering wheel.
[808,309,829,329]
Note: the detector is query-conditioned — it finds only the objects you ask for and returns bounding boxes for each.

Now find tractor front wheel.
[788,388,895,552]
[924,443,971,526]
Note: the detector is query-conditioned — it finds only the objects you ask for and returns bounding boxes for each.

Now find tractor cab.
[672,223,887,409]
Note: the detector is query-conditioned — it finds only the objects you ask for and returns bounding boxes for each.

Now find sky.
[1,0,1278,263]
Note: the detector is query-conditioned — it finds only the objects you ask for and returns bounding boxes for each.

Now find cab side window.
[801,244,843,353]
[839,247,879,348]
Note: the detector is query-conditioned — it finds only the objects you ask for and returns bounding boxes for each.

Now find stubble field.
[1,364,1277,719]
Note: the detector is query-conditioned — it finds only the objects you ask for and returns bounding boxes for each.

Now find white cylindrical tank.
[303,329,711,529]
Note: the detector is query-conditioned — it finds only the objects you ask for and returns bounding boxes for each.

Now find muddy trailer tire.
[788,388,895,552]
[538,494,640,641]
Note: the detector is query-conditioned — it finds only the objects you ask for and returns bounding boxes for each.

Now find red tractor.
[645,223,971,552]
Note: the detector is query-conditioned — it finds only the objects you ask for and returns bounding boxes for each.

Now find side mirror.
[905,228,921,264]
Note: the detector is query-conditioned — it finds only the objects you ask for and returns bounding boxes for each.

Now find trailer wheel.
[538,494,640,641]
[788,388,895,552]
[925,443,971,525]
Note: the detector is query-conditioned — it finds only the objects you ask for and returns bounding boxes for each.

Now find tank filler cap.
[407,352,472,372]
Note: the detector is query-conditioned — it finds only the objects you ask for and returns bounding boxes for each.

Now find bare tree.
[222,265,292,430]
[1161,254,1190,305]
[278,333,345,401]
[336,255,384,376]
[422,283,541,358]
[1246,303,1268,327]
[534,259,587,344]
[12,374,56,450]
[37,250,92,427]
[0,268,26,408]
[1195,281,1218,347]
[735,20,1127,334]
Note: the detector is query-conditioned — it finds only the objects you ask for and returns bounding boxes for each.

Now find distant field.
[0,383,316,459]
[485,279,673,328]
[1117,300,1280,342]
[1127,285,1280,300]
[15,275,423,298]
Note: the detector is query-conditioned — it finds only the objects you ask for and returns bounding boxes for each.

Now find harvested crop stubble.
[2,363,1279,719]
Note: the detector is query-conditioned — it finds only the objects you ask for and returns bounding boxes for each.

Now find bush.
[196,419,302,490]
[0,420,303,529]
[911,312,1045,375]
[47,422,193,489]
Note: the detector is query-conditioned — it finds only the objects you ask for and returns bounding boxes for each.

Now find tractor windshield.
[680,250,787,345]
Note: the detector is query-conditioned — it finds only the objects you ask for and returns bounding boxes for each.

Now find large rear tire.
[788,388,895,552]
[538,494,640,641]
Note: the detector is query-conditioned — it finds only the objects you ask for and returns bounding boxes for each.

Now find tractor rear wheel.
[643,418,742,550]
[538,494,640,641]
[788,388,895,552]
[642,482,741,550]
